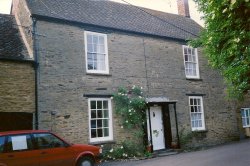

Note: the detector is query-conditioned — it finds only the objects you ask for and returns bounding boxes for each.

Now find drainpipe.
[174,103,180,148]
[32,17,39,130]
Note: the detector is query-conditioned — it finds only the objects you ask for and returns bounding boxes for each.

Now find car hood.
[71,144,100,152]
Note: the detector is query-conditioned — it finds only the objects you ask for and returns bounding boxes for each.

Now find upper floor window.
[241,108,250,128]
[183,45,200,79]
[88,98,113,143]
[84,31,109,74]
[189,96,205,131]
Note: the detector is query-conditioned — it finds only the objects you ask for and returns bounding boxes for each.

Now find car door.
[33,133,76,166]
[0,134,40,166]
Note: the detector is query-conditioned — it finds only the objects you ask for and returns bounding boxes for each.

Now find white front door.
[150,106,165,151]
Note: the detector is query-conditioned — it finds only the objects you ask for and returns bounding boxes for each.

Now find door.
[0,112,33,132]
[33,133,75,166]
[150,106,165,150]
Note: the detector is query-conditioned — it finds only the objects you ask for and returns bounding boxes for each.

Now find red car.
[0,130,102,166]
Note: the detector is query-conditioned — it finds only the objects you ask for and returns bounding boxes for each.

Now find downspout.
[32,17,39,130]
[174,103,180,148]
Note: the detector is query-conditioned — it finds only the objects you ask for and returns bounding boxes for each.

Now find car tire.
[77,156,94,166]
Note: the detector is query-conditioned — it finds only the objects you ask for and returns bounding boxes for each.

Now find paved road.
[101,139,250,166]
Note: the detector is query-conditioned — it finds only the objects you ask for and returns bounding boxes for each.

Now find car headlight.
[99,148,102,154]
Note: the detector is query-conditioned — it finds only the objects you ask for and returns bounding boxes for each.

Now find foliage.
[144,151,153,158]
[191,0,250,99]
[109,86,149,159]
[179,128,194,146]
[179,128,202,151]
[103,141,145,160]
[113,86,147,129]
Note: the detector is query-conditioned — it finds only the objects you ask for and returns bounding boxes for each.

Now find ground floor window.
[241,108,250,128]
[189,96,205,131]
[88,98,113,142]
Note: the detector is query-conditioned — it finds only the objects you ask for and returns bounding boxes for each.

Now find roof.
[0,14,29,61]
[26,0,202,41]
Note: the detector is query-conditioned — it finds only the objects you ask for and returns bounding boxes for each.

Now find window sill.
[186,78,202,81]
[89,140,116,145]
[192,129,208,133]
[86,72,111,76]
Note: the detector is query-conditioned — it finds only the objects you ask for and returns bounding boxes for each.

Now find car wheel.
[77,156,94,166]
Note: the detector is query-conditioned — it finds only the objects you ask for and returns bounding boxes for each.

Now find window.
[84,31,109,74]
[0,136,5,153]
[241,108,250,128]
[88,98,113,142]
[189,96,205,131]
[33,133,66,149]
[6,134,33,152]
[183,45,200,79]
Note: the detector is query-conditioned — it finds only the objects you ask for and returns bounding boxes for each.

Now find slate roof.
[26,0,202,41]
[0,14,29,60]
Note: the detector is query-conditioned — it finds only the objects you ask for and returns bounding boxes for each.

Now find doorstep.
[152,149,179,157]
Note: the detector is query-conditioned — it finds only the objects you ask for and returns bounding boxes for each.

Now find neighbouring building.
[12,0,241,151]
[0,13,35,131]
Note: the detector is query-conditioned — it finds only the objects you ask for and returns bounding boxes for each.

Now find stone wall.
[0,60,35,113]
[31,19,239,147]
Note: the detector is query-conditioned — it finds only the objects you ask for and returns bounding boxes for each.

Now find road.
[101,139,250,166]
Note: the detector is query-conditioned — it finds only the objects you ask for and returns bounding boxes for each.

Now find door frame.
[146,101,180,151]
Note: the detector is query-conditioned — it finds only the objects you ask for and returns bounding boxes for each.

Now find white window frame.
[182,45,200,79]
[88,98,113,143]
[241,108,250,128]
[189,96,205,131]
[84,31,109,74]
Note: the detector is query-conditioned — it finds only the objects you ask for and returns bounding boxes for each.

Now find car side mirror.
[64,143,71,148]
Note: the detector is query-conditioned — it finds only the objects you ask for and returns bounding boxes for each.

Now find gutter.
[0,57,35,63]
[32,17,39,130]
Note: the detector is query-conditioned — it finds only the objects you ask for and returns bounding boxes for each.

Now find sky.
[111,0,178,14]
[111,0,204,26]
[0,0,12,14]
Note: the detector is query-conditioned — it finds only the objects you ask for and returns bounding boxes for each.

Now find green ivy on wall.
[103,86,148,160]
[113,86,147,129]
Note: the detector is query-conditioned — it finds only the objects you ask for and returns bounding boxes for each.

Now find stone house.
[0,14,35,131]
[13,0,240,151]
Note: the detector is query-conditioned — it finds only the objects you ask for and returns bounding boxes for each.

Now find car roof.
[0,130,50,136]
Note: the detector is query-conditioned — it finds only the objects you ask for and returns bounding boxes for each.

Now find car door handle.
[8,155,14,158]
[40,151,48,155]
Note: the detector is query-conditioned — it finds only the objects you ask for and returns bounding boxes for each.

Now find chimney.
[177,0,190,17]
[11,0,19,15]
